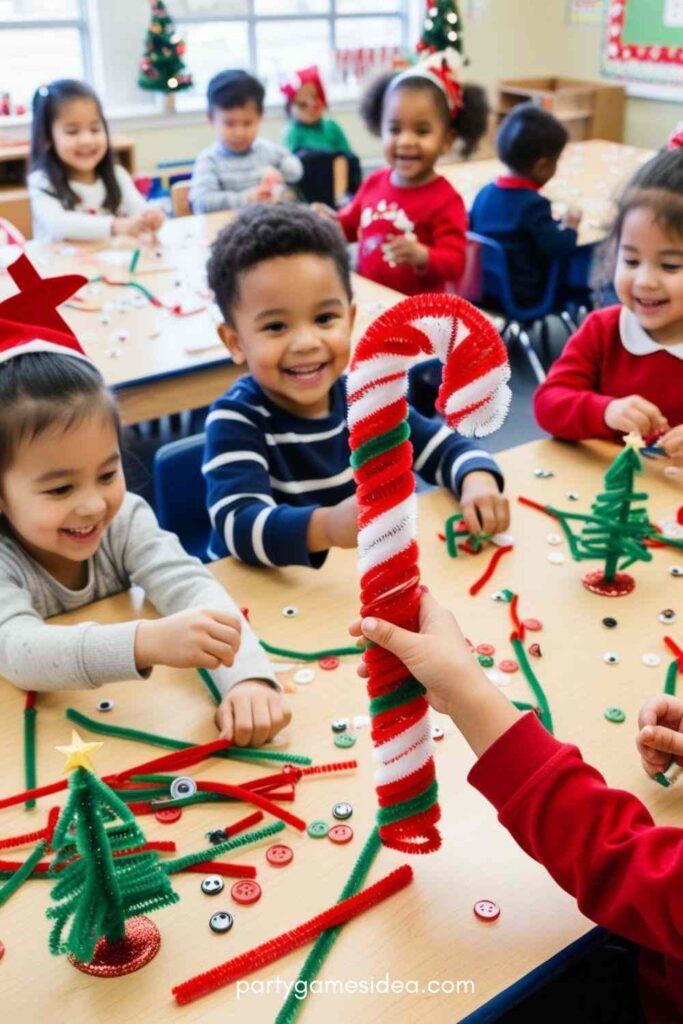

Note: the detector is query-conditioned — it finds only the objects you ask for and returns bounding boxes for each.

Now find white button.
[293,669,315,685]
[546,532,562,545]
[642,653,661,667]
[548,552,565,565]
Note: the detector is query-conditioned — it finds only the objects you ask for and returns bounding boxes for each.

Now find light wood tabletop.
[0,212,404,427]
[1,438,682,1023]
[441,139,654,247]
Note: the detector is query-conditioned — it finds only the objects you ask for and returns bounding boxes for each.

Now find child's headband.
[388,47,464,118]
[0,255,90,367]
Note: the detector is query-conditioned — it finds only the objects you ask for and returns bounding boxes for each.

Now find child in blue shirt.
[470,103,582,308]
[202,203,509,568]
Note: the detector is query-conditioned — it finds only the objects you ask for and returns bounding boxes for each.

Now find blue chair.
[467,231,579,383]
[153,433,211,562]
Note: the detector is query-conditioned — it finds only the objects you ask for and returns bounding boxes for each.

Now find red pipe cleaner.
[182,862,256,879]
[517,496,558,519]
[195,781,306,831]
[664,636,683,672]
[469,544,513,596]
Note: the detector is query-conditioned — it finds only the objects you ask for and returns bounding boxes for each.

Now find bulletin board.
[602,0,683,99]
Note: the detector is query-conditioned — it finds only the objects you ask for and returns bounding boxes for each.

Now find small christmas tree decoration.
[417,0,466,57]
[47,731,179,977]
[138,0,192,101]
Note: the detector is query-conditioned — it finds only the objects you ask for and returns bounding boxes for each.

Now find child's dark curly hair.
[207,203,352,324]
[360,71,489,158]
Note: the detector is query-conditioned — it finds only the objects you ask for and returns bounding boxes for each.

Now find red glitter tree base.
[582,570,636,597]
[67,916,160,977]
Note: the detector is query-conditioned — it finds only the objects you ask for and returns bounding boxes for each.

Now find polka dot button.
[498,660,519,674]
[201,875,224,896]
[209,911,234,934]
[231,880,261,906]
[332,802,353,820]
[293,669,315,685]
[331,719,348,733]
[96,699,114,713]
[659,609,676,624]
[328,824,354,845]
[603,652,619,665]
[642,653,661,667]
[170,776,197,800]
[282,606,299,617]
[522,618,542,632]
[604,706,626,724]
[307,820,329,839]
[319,656,340,670]
[473,899,500,922]
[476,643,495,656]
[154,806,182,825]
[266,844,293,867]
[335,733,356,749]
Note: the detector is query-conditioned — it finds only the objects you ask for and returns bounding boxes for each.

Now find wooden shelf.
[496,77,625,143]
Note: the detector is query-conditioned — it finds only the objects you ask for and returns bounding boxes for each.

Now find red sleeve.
[533,310,616,440]
[423,186,467,283]
[469,712,683,959]
[337,184,364,242]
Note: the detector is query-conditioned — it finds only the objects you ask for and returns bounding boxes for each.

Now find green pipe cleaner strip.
[153,791,229,810]
[350,421,411,469]
[161,821,284,874]
[512,700,537,712]
[197,668,222,705]
[259,640,362,661]
[0,840,47,907]
[376,780,438,826]
[369,677,427,715]
[664,659,678,697]
[274,828,382,1024]
[24,704,37,811]
[511,637,554,735]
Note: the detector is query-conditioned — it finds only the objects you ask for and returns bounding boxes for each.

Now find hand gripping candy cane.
[347,294,511,853]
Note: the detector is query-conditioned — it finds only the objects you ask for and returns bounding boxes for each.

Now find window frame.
[0,0,92,85]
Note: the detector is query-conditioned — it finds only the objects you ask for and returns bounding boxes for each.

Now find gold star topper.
[623,431,646,452]
[56,730,103,773]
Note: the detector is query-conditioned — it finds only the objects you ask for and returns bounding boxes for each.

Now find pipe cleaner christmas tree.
[47,731,179,976]
[347,293,510,853]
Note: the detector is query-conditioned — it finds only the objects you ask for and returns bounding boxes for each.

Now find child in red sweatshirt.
[534,146,683,464]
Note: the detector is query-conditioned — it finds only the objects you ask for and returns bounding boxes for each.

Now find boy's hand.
[637,695,683,778]
[307,494,358,552]
[141,207,165,231]
[459,471,510,535]
[215,680,292,747]
[604,395,668,437]
[384,234,428,268]
[311,202,339,222]
[135,608,241,672]
[659,424,683,464]
[563,206,583,230]
[247,184,276,202]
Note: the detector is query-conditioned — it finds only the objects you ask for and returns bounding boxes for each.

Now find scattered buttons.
[528,643,542,658]
[335,732,356,749]
[473,899,500,922]
[328,824,354,845]
[431,726,445,741]
[307,820,329,839]
[282,606,299,617]
[567,491,579,501]
[604,706,626,724]
[546,532,562,545]
[96,699,114,713]
[231,880,261,906]
[331,719,348,733]
[498,660,519,674]
[201,875,224,896]
[476,643,495,656]
[602,617,618,629]
[603,652,619,665]
[491,532,514,547]
[548,552,565,565]
[319,656,340,670]
[332,801,353,820]
[670,566,683,577]
[207,828,227,845]
[491,591,507,602]
[266,844,293,867]
[534,468,554,479]
[522,618,542,632]
[154,806,182,825]
[209,911,234,934]
[659,609,676,624]
[478,655,494,668]
[642,653,661,668]
[353,714,370,729]
[169,776,197,800]
[293,669,315,685]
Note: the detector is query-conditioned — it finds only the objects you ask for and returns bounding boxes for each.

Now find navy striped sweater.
[203,375,504,568]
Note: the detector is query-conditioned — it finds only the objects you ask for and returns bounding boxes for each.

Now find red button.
[319,656,340,671]
[154,806,182,824]
[231,880,262,905]
[266,843,293,867]
[328,824,353,845]
[474,899,500,922]
[528,643,542,658]
[523,618,543,632]
[498,660,519,674]
[476,643,495,656]
[0,940,4,961]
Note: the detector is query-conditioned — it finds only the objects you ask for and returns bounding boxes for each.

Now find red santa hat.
[667,122,683,151]
[0,254,89,367]
[390,47,464,116]
[280,65,327,108]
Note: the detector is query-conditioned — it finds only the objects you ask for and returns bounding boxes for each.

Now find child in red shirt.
[352,591,683,1023]
[534,146,683,463]
[317,48,488,295]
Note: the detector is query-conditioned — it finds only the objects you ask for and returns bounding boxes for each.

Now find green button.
[334,732,356,748]
[307,820,329,838]
[604,706,625,723]
[478,655,494,668]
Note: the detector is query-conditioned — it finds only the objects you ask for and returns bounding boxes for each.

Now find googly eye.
[670,566,683,577]
[603,652,619,665]
[97,699,114,713]
[169,776,197,800]
[659,609,677,623]
[282,605,299,617]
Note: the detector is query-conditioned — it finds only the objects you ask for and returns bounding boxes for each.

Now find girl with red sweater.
[534,146,683,463]
[318,49,487,295]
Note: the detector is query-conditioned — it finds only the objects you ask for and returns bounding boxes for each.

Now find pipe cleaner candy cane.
[347,294,511,854]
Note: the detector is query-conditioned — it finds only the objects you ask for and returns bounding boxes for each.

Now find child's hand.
[215,680,292,747]
[604,395,668,437]
[563,206,583,230]
[659,424,683,465]
[112,210,152,238]
[384,234,428,268]
[141,207,165,232]
[134,608,241,671]
[307,494,358,552]
[637,695,683,778]
[311,202,339,222]
[459,471,510,536]
[247,184,276,203]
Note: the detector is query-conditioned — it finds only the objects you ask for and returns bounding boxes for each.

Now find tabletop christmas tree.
[138,0,192,108]
[47,731,179,976]
[417,0,466,57]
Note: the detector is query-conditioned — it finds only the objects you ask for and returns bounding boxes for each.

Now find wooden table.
[0,212,405,427]
[1,438,682,1022]
[441,139,654,247]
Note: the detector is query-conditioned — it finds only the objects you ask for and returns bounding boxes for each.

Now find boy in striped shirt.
[203,204,509,568]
